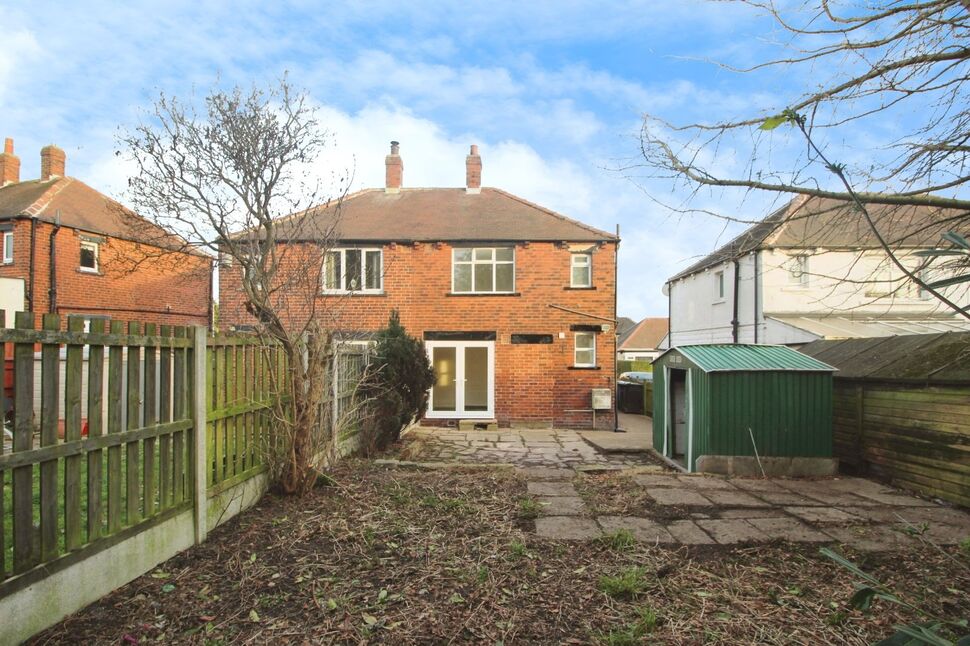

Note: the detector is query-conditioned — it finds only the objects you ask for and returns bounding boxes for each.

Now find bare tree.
[121,77,351,495]
[638,0,970,317]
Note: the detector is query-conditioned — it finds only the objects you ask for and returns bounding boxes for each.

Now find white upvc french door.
[425,341,495,418]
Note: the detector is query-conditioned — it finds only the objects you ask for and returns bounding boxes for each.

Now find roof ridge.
[487,187,617,240]
[22,177,72,216]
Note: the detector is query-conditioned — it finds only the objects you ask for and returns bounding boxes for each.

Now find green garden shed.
[652,344,837,474]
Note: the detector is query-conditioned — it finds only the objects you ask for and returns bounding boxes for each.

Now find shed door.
[669,369,687,459]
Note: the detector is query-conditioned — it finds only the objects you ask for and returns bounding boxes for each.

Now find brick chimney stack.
[0,138,20,186]
[465,144,482,194]
[40,144,66,181]
[385,140,402,193]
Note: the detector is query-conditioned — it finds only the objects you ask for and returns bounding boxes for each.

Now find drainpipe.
[731,259,740,344]
[613,225,620,433]
[753,251,760,344]
[48,211,61,314]
[27,216,37,312]
[666,281,672,348]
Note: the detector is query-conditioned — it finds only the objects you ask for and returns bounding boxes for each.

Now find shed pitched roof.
[799,331,970,383]
[669,196,969,282]
[656,344,836,373]
[618,317,669,350]
[256,187,617,243]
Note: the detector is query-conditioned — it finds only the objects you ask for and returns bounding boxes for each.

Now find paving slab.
[778,482,879,507]
[515,467,573,481]
[676,475,736,490]
[538,496,587,516]
[727,478,789,493]
[632,474,680,487]
[898,506,970,527]
[702,490,771,507]
[784,506,864,523]
[647,488,712,507]
[718,508,786,519]
[597,516,675,543]
[666,520,715,545]
[824,525,918,552]
[754,490,824,506]
[748,517,830,542]
[527,481,578,497]
[579,430,651,453]
[695,519,768,544]
[535,516,602,540]
[906,523,970,545]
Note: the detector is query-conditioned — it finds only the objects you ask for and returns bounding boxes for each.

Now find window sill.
[568,366,601,370]
[564,285,596,290]
[447,292,521,297]
[77,268,102,276]
[320,290,386,297]
[712,298,726,304]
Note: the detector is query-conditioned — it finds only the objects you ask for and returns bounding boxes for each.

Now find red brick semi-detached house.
[0,138,212,328]
[221,142,619,430]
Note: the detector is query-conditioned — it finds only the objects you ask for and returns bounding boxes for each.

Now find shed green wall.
[652,366,666,450]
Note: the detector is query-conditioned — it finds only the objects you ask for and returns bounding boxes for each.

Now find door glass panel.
[464,346,489,412]
[431,347,457,412]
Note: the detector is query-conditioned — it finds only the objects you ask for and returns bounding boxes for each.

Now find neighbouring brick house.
[0,138,212,327]
[220,142,619,429]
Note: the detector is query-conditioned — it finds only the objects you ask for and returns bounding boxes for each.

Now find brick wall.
[0,218,211,327]
[220,240,617,429]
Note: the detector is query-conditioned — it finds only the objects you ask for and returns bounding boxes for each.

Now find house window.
[2,231,12,264]
[571,253,592,287]
[322,248,382,293]
[452,247,515,293]
[714,270,725,300]
[79,241,99,273]
[788,255,809,285]
[574,332,596,367]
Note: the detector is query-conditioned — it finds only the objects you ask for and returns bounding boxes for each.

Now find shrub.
[360,311,435,453]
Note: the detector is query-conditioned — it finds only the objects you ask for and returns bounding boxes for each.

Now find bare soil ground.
[33,461,970,645]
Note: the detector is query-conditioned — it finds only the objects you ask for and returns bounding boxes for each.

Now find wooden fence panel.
[13,312,35,573]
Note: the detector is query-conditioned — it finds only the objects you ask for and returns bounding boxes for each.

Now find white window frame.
[713,270,725,301]
[321,247,383,294]
[451,246,515,294]
[570,252,592,287]
[425,340,495,419]
[788,254,809,286]
[2,231,12,264]
[79,240,100,273]
[574,332,596,367]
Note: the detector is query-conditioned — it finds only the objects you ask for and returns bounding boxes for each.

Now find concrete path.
[397,427,659,468]
[580,413,653,453]
[525,470,970,552]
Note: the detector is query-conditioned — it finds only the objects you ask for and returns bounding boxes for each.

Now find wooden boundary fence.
[0,313,365,634]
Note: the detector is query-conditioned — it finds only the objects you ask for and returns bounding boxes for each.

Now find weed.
[509,541,528,559]
[599,529,636,550]
[598,567,648,598]
[517,496,541,519]
[420,494,469,514]
[959,537,970,554]
[477,566,490,584]
[598,605,659,644]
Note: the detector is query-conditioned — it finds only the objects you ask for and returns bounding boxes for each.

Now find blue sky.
[1,1,809,318]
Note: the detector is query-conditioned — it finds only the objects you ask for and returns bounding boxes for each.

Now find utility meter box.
[591,388,611,410]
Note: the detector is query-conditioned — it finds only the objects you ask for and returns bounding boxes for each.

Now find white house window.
[323,248,382,293]
[79,241,99,273]
[2,231,12,264]
[452,247,515,293]
[714,270,725,300]
[571,253,592,287]
[788,255,809,285]
[574,332,596,367]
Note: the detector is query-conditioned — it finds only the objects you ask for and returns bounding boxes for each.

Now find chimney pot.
[0,137,20,186]
[41,144,66,181]
[385,140,403,193]
[465,143,482,193]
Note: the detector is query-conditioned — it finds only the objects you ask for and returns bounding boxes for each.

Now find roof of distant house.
[618,317,669,350]
[0,177,201,253]
[615,316,637,338]
[668,195,969,283]
[243,187,617,243]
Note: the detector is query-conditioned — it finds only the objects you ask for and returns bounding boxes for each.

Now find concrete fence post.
[192,326,208,544]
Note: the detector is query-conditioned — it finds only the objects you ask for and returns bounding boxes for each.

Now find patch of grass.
[509,541,528,560]
[598,606,659,645]
[599,529,636,551]
[419,493,469,514]
[959,537,970,554]
[476,566,490,584]
[598,566,649,599]
[517,496,541,519]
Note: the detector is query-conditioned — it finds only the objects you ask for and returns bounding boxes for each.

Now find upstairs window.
[788,255,809,285]
[574,332,596,367]
[79,240,99,273]
[323,248,382,293]
[571,253,592,287]
[453,247,515,293]
[714,270,725,300]
[2,231,12,264]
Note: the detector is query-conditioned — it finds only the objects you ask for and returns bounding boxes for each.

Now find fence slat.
[126,321,142,526]
[86,319,105,542]
[206,340,215,487]
[172,327,186,503]
[0,310,5,579]
[143,323,157,519]
[13,312,35,573]
[106,320,124,535]
[159,325,172,510]
[39,314,60,562]
[227,344,237,478]
[235,344,244,475]
[64,317,84,551]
